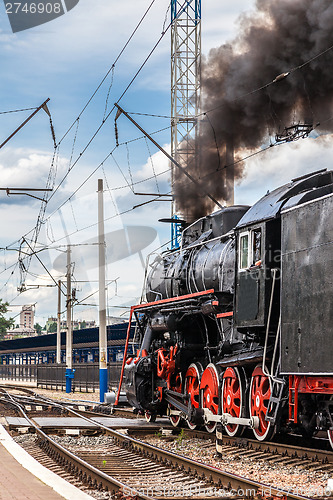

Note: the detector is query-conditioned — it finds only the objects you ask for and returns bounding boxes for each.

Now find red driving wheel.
[222,367,244,437]
[168,373,182,427]
[184,363,202,430]
[249,365,274,441]
[200,363,220,433]
[144,411,156,423]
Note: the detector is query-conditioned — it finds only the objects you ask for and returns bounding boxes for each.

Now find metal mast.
[98,178,108,403]
[171,0,201,231]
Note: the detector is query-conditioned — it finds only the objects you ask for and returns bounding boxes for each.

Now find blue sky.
[0,0,332,326]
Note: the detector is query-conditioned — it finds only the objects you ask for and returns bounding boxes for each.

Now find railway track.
[0,388,325,500]
[2,385,333,459]
[1,386,333,500]
[174,429,333,467]
[14,435,93,495]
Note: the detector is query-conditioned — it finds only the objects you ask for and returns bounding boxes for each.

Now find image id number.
[5,2,62,14]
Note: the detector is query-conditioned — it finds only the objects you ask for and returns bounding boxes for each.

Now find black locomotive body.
[121,169,333,448]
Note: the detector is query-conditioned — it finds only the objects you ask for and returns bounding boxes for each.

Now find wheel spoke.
[200,364,220,433]
[222,367,244,437]
[185,363,202,430]
[249,366,274,441]
[261,380,270,399]
[258,376,265,391]
[231,380,240,398]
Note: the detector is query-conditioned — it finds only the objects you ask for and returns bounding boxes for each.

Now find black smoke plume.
[174,0,333,221]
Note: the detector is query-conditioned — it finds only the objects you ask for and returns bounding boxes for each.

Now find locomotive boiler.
[119,168,333,448]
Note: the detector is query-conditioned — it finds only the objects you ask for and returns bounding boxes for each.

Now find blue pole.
[65,368,75,393]
[99,368,108,402]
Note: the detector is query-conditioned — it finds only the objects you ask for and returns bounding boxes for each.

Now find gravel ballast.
[14,433,333,499]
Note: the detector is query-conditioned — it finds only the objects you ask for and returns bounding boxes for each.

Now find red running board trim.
[216,311,233,318]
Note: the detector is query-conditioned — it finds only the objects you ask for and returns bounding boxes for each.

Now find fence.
[0,362,123,393]
[0,364,38,383]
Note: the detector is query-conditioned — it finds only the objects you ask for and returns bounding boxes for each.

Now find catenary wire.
[56,0,158,146]
[0,107,37,115]
[47,0,190,204]
[41,124,172,224]
[5,6,333,271]
[197,42,333,118]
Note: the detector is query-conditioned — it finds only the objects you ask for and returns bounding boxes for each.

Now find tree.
[0,300,14,339]
[34,323,42,335]
[48,322,57,333]
[80,320,87,330]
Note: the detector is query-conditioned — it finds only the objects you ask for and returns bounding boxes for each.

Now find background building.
[20,305,34,330]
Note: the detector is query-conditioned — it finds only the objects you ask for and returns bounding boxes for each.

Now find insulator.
[273,71,290,83]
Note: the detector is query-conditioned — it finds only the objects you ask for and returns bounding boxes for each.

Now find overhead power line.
[57,0,158,147]
[47,0,191,204]
[114,103,223,209]
[0,107,37,115]
[0,99,52,150]
[2,0,194,261]
[199,42,333,118]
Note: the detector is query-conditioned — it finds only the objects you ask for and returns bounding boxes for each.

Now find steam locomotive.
[121,168,333,449]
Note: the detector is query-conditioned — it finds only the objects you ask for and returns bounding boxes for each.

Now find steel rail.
[0,385,35,396]
[222,434,333,465]
[101,430,314,500]
[0,391,156,500]
[0,387,325,499]
[2,385,333,464]
[178,428,333,464]
[35,431,155,499]
[30,394,314,500]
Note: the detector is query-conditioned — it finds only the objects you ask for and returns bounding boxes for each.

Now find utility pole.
[65,246,74,392]
[56,279,61,364]
[98,179,108,402]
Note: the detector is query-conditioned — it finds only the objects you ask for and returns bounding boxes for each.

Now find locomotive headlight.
[164,332,170,340]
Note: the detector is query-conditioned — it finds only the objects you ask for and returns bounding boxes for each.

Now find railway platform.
[0,425,92,499]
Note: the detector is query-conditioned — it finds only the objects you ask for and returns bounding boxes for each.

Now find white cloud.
[0,147,63,187]
[235,134,333,205]
[135,144,171,180]
[202,0,254,54]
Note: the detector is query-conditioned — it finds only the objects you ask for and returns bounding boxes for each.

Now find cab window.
[240,233,249,269]
[252,229,262,264]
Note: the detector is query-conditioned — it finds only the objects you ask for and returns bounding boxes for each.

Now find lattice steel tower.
[171,0,201,222]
